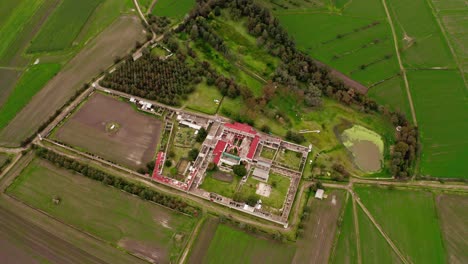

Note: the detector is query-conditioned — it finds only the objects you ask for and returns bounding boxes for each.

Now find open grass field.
[293,190,346,263]
[184,81,222,115]
[367,76,411,118]
[330,195,358,264]
[152,0,195,20]
[187,217,219,264]
[356,206,402,263]
[195,223,295,263]
[7,158,197,263]
[0,16,146,147]
[53,93,162,170]
[28,0,104,53]
[0,69,22,106]
[260,146,276,160]
[355,186,446,263]
[200,171,240,198]
[407,70,468,178]
[435,194,468,264]
[0,63,60,130]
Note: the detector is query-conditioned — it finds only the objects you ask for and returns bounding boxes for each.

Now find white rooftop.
[315,189,325,200]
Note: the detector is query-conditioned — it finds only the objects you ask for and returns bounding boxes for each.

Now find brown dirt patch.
[436,194,468,264]
[54,93,162,170]
[293,190,346,264]
[213,171,233,182]
[0,15,146,146]
[187,217,219,264]
[119,238,167,264]
[314,60,368,94]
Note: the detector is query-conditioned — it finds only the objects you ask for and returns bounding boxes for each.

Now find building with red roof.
[246,135,260,160]
[213,140,227,165]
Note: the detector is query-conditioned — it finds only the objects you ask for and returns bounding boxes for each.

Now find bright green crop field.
[201,224,296,264]
[355,186,446,263]
[152,0,195,20]
[28,0,103,52]
[331,197,358,264]
[0,63,60,130]
[7,158,197,263]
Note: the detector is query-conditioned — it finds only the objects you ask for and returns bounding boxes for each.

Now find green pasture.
[407,70,468,178]
[184,82,222,115]
[7,158,196,263]
[202,224,295,264]
[331,197,358,264]
[0,0,45,62]
[152,0,195,20]
[368,76,412,118]
[0,63,60,130]
[355,185,446,263]
[28,0,103,53]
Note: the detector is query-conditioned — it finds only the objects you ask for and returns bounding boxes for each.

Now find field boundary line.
[352,194,362,264]
[179,216,205,264]
[355,195,411,264]
[381,0,418,126]
[424,0,468,91]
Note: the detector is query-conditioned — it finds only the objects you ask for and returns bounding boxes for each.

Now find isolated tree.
[232,164,247,177]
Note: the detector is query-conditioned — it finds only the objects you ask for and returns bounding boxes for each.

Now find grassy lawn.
[0,63,60,130]
[331,196,358,264]
[275,148,303,171]
[7,158,197,263]
[201,224,296,264]
[184,81,222,115]
[152,0,195,20]
[200,170,240,198]
[260,146,276,160]
[237,173,290,209]
[28,0,103,52]
[355,185,446,263]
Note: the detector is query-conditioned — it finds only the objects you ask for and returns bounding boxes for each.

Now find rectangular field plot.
[355,186,446,263]
[28,0,103,52]
[436,194,468,264]
[293,190,346,263]
[151,0,195,20]
[330,195,358,264]
[53,93,162,170]
[7,158,197,263]
[407,70,468,178]
[188,222,295,264]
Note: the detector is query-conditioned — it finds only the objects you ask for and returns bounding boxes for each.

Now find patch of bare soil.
[213,171,233,182]
[0,15,146,146]
[119,238,167,264]
[187,217,219,264]
[436,194,468,264]
[293,190,346,264]
[350,140,381,172]
[54,93,162,170]
[0,69,22,106]
[314,60,368,94]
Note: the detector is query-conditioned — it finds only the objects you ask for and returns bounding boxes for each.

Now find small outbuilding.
[315,189,325,200]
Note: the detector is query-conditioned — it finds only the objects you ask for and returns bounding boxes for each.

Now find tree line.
[34,146,200,216]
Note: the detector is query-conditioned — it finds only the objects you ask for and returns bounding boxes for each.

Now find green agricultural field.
[184,82,222,115]
[355,186,446,263]
[386,0,455,68]
[331,197,358,264]
[367,76,411,118]
[7,158,197,263]
[357,206,402,263]
[407,70,468,178]
[0,63,60,130]
[28,0,103,52]
[201,224,295,264]
[152,0,195,20]
[0,0,45,62]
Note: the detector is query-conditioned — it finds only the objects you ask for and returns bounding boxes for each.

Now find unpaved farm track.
[0,205,107,264]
